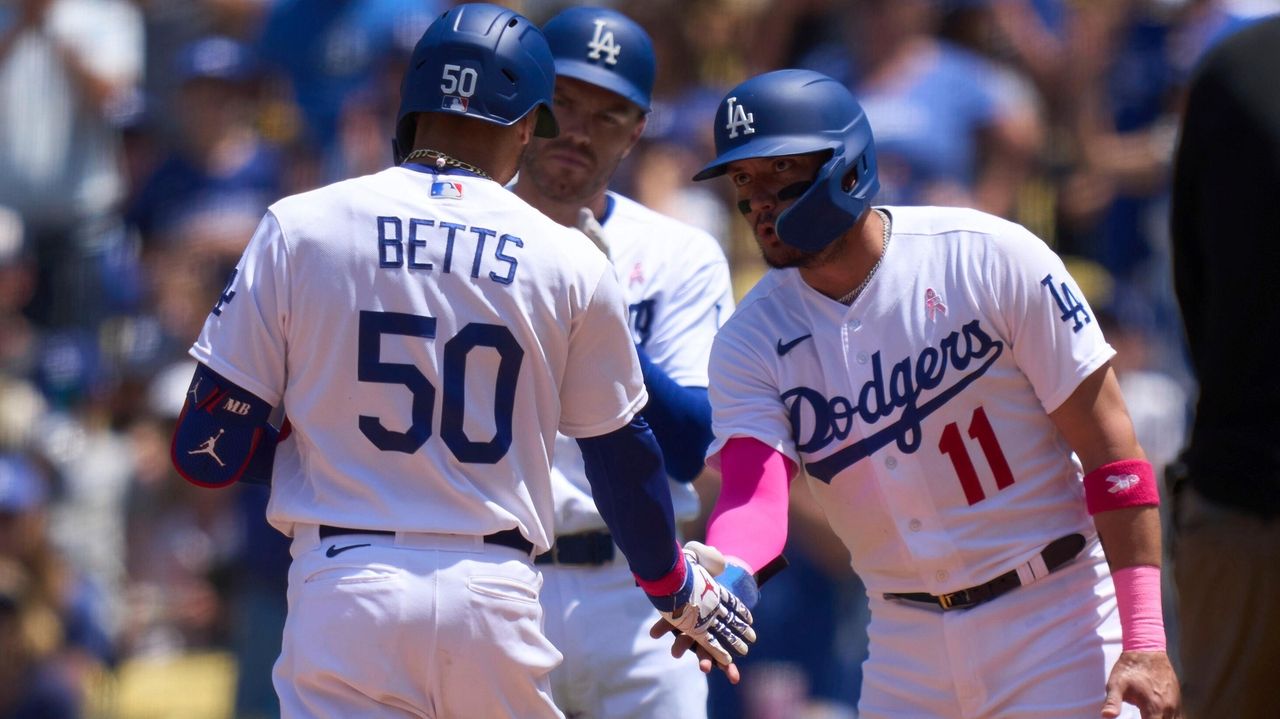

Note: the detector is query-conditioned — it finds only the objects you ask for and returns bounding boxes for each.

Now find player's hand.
[648,620,742,683]
[1101,650,1181,718]
[644,551,756,675]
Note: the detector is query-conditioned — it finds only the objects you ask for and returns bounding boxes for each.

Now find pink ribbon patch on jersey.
[925,288,947,320]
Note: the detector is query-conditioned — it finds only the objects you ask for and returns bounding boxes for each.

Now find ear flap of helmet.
[693,69,880,252]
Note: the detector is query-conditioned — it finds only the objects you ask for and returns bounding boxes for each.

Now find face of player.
[727,152,829,269]
[520,76,646,204]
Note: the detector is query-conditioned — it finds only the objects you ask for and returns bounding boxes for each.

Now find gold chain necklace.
[838,208,891,306]
[401,148,491,181]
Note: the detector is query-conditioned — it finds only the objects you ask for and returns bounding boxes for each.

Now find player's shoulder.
[887,205,1016,237]
[716,270,802,346]
[889,205,1059,290]
[266,169,388,225]
[606,192,726,259]
[889,205,1041,251]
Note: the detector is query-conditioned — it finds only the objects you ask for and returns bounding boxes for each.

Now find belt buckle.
[938,589,968,610]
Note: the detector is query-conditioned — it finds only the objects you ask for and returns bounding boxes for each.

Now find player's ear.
[621,112,647,160]
[516,112,537,145]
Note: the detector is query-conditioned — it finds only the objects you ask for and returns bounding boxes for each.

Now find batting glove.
[645,549,757,667]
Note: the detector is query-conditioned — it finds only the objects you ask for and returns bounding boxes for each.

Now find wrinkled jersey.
[708,206,1113,593]
[191,165,647,551]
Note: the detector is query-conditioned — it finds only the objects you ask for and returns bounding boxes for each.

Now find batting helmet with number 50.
[394,3,559,164]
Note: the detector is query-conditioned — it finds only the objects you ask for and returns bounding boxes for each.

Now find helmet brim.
[553,58,650,112]
[691,135,840,182]
[534,104,559,138]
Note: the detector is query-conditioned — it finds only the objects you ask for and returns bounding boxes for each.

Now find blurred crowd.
[0,0,1274,717]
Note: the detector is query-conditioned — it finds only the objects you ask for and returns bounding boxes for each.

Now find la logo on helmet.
[724,97,755,139]
[587,19,622,65]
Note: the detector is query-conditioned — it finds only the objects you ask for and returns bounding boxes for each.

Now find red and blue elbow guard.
[171,364,275,488]
[1082,459,1159,515]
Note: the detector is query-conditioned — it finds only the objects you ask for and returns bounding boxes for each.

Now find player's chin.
[756,227,795,266]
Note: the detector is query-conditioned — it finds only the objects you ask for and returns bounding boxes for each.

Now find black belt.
[318,525,535,555]
[885,533,1086,611]
[534,530,615,566]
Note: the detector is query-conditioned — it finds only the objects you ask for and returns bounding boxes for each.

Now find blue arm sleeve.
[635,347,713,483]
[171,363,277,488]
[577,416,682,582]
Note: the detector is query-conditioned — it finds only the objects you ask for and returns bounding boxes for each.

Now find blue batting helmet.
[542,6,654,111]
[692,69,879,253]
[394,3,558,164]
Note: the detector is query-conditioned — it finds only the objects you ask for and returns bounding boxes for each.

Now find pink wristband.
[1111,565,1166,652]
[1083,459,1159,515]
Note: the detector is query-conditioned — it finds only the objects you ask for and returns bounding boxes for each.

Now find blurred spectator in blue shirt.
[802,0,1043,218]
[126,35,282,347]
[255,0,439,159]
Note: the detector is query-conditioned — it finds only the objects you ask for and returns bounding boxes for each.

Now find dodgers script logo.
[587,19,622,65]
[724,97,755,139]
[784,319,1004,483]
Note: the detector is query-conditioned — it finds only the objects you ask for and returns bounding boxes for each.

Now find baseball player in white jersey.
[166,6,755,717]
[511,7,734,718]
[678,70,1182,718]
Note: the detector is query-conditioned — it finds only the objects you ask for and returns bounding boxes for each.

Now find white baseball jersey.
[707,205,1113,595]
[549,192,734,534]
[190,165,647,552]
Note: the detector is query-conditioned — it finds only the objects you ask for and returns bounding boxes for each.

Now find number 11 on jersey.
[938,406,1015,505]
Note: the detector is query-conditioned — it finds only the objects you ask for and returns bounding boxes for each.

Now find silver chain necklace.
[837,208,891,305]
[401,148,491,180]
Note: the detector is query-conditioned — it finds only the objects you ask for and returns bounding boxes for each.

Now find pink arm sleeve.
[705,436,796,573]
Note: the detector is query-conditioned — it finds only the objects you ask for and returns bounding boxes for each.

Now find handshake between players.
[646,542,768,684]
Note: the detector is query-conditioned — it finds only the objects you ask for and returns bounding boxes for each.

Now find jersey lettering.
[409,219,434,270]
[378,217,521,282]
[783,319,1005,483]
[212,268,238,316]
[357,310,524,464]
[490,234,522,285]
[1040,274,1091,333]
[629,299,654,345]
[378,217,404,267]
[586,19,622,65]
[724,97,755,139]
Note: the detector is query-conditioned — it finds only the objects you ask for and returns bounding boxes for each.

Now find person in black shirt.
[1169,15,1280,719]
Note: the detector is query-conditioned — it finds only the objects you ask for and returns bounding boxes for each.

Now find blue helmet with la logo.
[693,69,879,253]
[394,3,559,164]
[542,6,655,111]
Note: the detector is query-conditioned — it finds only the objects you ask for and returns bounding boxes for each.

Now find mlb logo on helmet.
[442,96,470,112]
[431,181,463,199]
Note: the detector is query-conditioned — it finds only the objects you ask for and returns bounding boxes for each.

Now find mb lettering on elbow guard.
[1082,459,1159,515]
